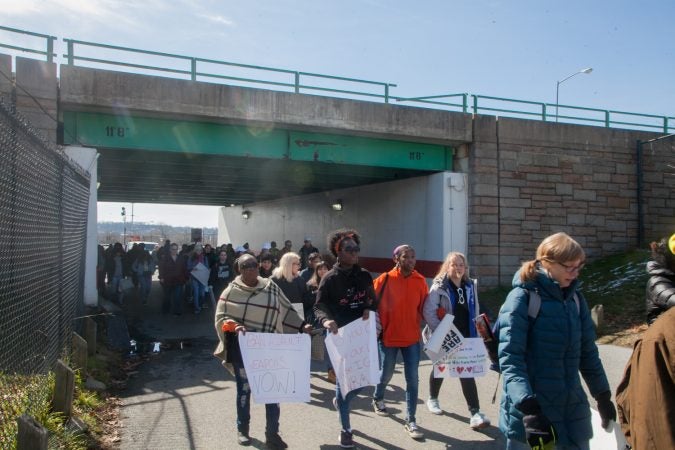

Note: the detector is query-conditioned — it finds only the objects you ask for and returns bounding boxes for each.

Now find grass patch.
[479,250,650,347]
[0,351,120,449]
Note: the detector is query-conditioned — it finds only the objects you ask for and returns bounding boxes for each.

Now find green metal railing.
[1,25,673,133]
[394,93,469,113]
[469,94,674,133]
[63,38,396,103]
[0,25,56,62]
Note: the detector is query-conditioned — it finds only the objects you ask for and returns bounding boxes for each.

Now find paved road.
[114,282,631,450]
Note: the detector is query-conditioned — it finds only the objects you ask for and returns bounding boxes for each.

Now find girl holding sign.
[214,253,312,449]
[314,228,377,449]
[422,251,491,430]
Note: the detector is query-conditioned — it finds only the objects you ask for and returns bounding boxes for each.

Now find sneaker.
[405,421,424,439]
[469,411,491,430]
[327,368,337,384]
[237,431,251,446]
[372,399,388,416]
[339,430,354,448]
[265,432,288,449]
[426,398,442,415]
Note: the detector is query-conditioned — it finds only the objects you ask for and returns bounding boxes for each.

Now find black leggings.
[429,371,479,413]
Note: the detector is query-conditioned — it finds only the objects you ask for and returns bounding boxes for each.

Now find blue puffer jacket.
[497,268,610,447]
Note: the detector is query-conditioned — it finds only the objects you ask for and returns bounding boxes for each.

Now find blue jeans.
[335,381,364,432]
[138,274,152,303]
[162,284,183,314]
[109,275,124,303]
[505,438,590,450]
[233,361,280,434]
[192,279,206,312]
[373,341,420,422]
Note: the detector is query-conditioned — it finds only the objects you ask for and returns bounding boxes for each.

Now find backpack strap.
[527,289,580,318]
[527,289,541,319]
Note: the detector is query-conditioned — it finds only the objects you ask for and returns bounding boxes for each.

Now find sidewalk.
[114,282,631,449]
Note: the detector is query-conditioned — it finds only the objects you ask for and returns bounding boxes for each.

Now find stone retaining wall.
[468,115,674,286]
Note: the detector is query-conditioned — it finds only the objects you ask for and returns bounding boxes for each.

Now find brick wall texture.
[468,115,674,287]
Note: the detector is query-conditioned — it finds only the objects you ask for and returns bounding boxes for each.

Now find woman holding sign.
[422,251,491,430]
[214,253,312,449]
[497,232,615,450]
[314,228,377,449]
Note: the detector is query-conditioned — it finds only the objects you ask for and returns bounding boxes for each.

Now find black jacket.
[646,260,675,325]
[314,263,377,328]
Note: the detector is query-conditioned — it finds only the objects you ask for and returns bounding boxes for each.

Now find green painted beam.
[290,131,452,171]
[63,111,287,157]
[63,111,452,171]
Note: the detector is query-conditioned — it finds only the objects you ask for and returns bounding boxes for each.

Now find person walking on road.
[615,233,675,450]
[496,232,616,450]
[371,244,428,439]
[313,228,377,449]
[158,243,187,315]
[422,251,491,430]
[214,253,312,449]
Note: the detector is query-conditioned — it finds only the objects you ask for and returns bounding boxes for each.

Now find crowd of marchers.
[213,228,674,450]
[97,229,675,450]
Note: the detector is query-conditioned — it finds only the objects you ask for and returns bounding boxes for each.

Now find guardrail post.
[384,84,389,104]
[52,359,74,417]
[462,94,467,113]
[66,40,74,65]
[663,116,668,133]
[190,58,196,81]
[46,37,55,63]
[17,415,48,450]
[294,72,300,93]
[542,103,547,121]
[472,95,478,114]
[72,332,88,371]
[605,110,610,127]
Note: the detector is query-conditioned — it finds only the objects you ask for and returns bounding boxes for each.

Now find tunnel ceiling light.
[331,200,343,211]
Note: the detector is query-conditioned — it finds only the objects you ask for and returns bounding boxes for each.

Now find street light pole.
[121,207,127,246]
[556,67,593,122]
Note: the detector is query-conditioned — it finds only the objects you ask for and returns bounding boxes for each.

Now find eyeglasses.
[239,261,259,270]
[456,287,466,305]
[557,261,585,273]
[342,245,360,253]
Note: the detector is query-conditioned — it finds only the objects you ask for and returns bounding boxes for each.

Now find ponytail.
[519,259,539,282]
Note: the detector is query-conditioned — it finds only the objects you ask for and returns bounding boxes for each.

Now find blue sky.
[2,0,674,227]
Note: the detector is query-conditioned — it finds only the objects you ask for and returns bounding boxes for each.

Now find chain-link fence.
[0,95,90,447]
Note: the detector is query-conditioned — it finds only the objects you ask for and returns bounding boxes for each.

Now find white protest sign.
[238,332,311,404]
[432,337,489,378]
[589,409,628,450]
[325,311,379,398]
[191,262,210,287]
[423,314,465,363]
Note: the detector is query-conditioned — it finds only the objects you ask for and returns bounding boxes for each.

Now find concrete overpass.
[2,53,673,302]
[58,64,470,206]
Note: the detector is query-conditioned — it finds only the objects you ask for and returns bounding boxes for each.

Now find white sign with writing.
[589,409,628,450]
[325,312,380,398]
[433,337,489,378]
[423,314,465,363]
[238,332,311,404]
[191,262,210,287]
